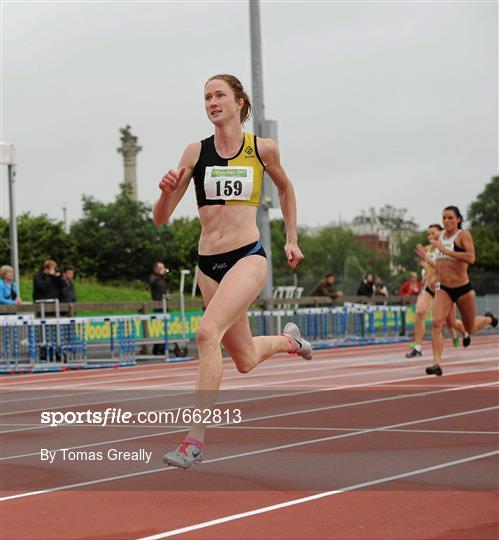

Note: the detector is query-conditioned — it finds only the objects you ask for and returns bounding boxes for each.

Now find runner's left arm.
[259,138,304,269]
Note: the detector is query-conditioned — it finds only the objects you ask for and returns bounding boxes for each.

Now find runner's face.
[427,227,439,242]
[442,210,459,233]
[204,79,242,125]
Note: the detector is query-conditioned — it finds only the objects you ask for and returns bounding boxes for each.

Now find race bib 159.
[204,166,254,201]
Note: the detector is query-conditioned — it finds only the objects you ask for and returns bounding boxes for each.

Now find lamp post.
[0,142,19,292]
[250,0,278,301]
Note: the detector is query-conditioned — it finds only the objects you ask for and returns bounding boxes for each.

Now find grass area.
[19,277,150,303]
[17,277,201,316]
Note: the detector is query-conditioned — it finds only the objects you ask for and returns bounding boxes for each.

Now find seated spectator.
[373,276,389,297]
[309,273,343,301]
[357,273,374,297]
[33,260,63,302]
[0,265,22,305]
[59,265,77,303]
[399,271,423,297]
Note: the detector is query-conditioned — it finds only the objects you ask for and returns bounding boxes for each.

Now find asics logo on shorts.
[212,263,228,270]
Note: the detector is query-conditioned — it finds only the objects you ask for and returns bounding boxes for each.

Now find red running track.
[0,335,498,539]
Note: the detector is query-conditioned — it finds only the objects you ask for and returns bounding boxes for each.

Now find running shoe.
[405,347,422,359]
[462,334,471,347]
[282,322,313,360]
[163,439,203,469]
[425,364,443,376]
[452,336,460,348]
[484,311,498,328]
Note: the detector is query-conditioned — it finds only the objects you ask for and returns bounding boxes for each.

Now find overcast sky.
[1,1,497,231]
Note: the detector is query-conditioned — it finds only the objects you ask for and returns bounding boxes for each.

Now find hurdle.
[0,313,172,373]
[248,303,409,349]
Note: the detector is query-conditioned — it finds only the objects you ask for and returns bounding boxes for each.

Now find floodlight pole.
[8,163,19,289]
[250,0,273,301]
[1,143,19,292]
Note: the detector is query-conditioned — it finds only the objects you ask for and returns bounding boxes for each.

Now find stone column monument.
[117,125,142,200]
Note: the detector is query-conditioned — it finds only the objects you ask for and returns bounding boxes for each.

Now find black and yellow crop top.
[192,132,265,208]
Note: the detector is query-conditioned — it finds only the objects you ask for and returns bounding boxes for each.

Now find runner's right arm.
[153,142,200,225]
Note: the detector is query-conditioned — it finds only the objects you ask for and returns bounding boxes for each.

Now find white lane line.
[1,363,497,437]
[108,348,499,390]
[136,450,499,540]
[0,354,395,410]
[2,336,496,388]
[2,350,497,434]
[86,355,497,391]
[0,390,187,419]
[65,349,499,391]
[223,357,498,391]
[3,379,496,460]
[0,351,415,403]
[1,405,496,503]
[0,363,204,388]
[2,335,496,394]
[5,426,498,436]
[116,352,498,392]
[0,390,171,406]
[1,353,496,418]
[219,426,499,435]
[0,348,347,391]
[0,343,444,395]
[0,340,420,387]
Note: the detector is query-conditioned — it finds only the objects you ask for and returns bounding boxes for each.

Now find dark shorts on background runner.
[198,241,266,283]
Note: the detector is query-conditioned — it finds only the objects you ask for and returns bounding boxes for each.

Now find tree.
[71,183,169,282]
[0,213,74,274]
[0,218,9,265]
[395,230,427,273]
[467,176,499,273]
[468,176,499,239]
[343,255,365,295]
[165,217,201,290]
[471,226,499,273]
[270,219,391,292]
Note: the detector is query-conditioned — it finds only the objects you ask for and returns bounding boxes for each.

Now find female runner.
[406,224,466,358]
[153,75,312,468]
[425,206,497,376]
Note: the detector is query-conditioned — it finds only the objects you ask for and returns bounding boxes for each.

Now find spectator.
[150,262,169,355]
[399,271,423,298]
[357,273,374,297]
[373,276,389,298]
[59,266,77,303]
[309,273,343,301]
[150,261,169,302]
[0,265,22,305]
[33,260,63,302]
